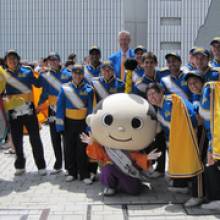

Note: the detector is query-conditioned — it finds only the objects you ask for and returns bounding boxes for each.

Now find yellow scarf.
[168,94,203,178]
[209,82,220,160]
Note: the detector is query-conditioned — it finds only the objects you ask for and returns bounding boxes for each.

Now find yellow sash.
[65,108,87,120]
[209,82,220,160]
[168,94,203,178]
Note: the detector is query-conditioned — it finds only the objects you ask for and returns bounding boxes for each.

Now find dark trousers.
[172,178,189,187]
[88,162,98,175]
[204,164,220,201]
[63,118,89,179]
[145,131,166,173]
[191,174,204,198]
[191,126,208,198]
[48,107,63,170]
[9,112,46,170]
[49,121,63,170]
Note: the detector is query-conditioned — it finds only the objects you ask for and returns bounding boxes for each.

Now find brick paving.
[0,126,219,220]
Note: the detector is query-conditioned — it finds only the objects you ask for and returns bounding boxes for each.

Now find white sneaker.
[0,143,11,149]
[168,186,189,194]
[149,171,164,178]
[38,169,47,176]
[15,169,25,176]
[201,200,220,210]
[90,173,96,182]
[83,178,93,185]
[50,169,62,175]
[103,187,115,196]
[184,197,204,207]
[143,167,154,177]
[4,148,15,154]
[65,175,75,182]
[168,179,174,187]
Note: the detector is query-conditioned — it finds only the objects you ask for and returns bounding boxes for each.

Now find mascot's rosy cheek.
[86,93,160,196]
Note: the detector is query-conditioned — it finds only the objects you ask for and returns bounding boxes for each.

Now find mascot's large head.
[86,93,158,151]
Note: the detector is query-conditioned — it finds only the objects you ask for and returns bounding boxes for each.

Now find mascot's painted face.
[86,93,158,151]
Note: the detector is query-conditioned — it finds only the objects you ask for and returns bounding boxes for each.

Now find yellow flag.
[0,66,6,93]
[210,82,220,160]
[125,70,133,93]
[168,94,203,178]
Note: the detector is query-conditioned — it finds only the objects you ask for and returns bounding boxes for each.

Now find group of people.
[0,30,220,210]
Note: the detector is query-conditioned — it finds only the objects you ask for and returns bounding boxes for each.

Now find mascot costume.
[81,93,161,196]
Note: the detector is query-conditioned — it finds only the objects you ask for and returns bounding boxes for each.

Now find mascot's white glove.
[80,131,161,160]
[80,132,94,145]
[147,149,162,160]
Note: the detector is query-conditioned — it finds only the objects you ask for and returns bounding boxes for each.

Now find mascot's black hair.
[124,58,138,71]
[147,104,157,121]
[92,95,157,121]
[93,99,104,114]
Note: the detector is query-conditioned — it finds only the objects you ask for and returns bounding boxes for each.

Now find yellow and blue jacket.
[157,95,197,141]
[133,71,162,97]
[37,69,72,106]
[201,67,219,82]
[0,65,38,108]
[160,71,192,100]
[56,81,95,132]
[84,64,102,82]
[92,76,125,102]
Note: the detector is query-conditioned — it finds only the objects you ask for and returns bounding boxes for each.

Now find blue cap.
[72,64,84,74]
[185,70,204,82]
[192,47,210,57]
[189,47,197,54]
[134,45,147,54]
[165,52,181,61]
[89,46,101,54]
[210,37,220,45]
[5,49,20,61]
[48,52,61,61]
[101,61,114,70]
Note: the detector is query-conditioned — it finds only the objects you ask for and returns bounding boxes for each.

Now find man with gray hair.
[109,31,135,80]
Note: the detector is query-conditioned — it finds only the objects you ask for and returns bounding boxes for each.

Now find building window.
[160,0,182,2]
[160,17,181,26]
[160,42,181,50]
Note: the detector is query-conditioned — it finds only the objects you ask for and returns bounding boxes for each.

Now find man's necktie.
[120,54,126,80]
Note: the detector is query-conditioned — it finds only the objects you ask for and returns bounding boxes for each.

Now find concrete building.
[0,0,123,62]
[124,0,220,66]
[0,0,220,65]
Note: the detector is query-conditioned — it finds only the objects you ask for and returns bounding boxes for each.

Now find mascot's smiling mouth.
[109,135,132,142]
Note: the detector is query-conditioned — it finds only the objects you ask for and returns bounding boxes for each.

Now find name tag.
[181,81,187,86]
[109,88,117,93]
[165,111,171,117]
[79,91,87,96]
[61,75,69,80]
[18,74,27,78]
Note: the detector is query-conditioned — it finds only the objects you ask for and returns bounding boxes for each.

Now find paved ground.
[0,126,220,220]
